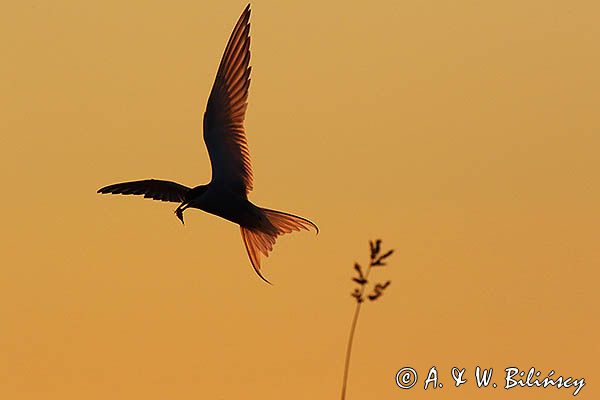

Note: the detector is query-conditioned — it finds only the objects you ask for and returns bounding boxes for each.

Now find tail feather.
[262,208,319,235]
[240,208,318,284]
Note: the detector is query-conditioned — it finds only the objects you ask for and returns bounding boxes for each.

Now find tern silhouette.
[98,4,318,284]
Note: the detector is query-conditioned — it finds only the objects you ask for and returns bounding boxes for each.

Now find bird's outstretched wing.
[203,4,253,195]
[97,179,190,202]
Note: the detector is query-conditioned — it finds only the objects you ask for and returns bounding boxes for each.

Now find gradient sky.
[1,1,599,399]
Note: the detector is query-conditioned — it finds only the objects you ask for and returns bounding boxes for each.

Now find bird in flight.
[97,4,318,284]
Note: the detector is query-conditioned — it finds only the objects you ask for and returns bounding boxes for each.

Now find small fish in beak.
[175,207,185,225]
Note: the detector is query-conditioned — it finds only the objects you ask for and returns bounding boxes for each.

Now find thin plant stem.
[341,302,361,400]
[340,263,374,400]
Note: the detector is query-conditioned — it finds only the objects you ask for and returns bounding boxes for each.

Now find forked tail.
[240,208,318,284]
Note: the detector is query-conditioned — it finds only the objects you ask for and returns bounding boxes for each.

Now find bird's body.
[185,184,263,229]
[97,5,317,283]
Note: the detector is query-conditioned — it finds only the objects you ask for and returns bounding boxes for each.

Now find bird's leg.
[175,203,188,225]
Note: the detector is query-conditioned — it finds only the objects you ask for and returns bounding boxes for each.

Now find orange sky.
[1,1,598,399]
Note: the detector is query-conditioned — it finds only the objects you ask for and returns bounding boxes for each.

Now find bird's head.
[174,185,207,225]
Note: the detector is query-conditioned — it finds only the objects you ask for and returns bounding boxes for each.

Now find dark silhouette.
[341,240,393,400]
[97,5,317,284]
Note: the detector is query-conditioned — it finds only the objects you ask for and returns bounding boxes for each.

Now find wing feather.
[97,179,190,203]
[203,4,254,195]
